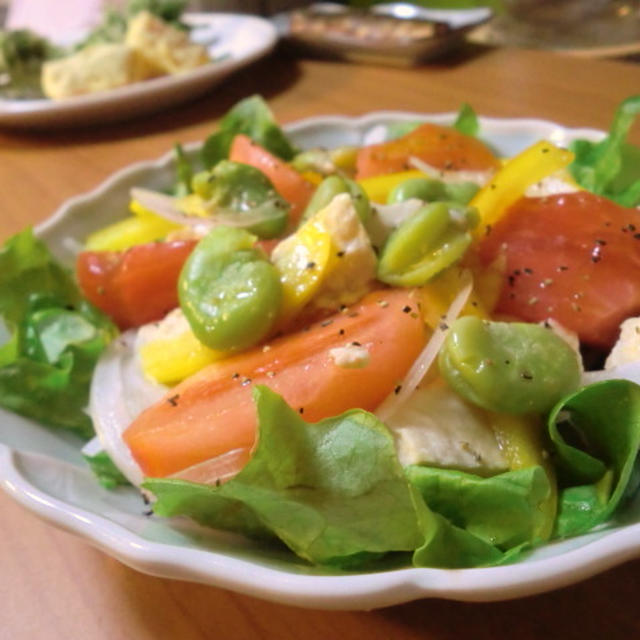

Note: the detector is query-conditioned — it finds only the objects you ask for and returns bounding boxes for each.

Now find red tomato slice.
[355,122,500,179]
[76,240,197,330]
[476,191,640,348]
[229,134,315,224]
[124,288,427,477]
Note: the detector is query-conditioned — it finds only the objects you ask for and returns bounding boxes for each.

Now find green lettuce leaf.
[453,102,479,137]
[0,229,117,439]
[407,465,550,567]
[146,386,423,568]
[201,96,297,170]
[146,387,550,569]
[569,95,640,207]
[83,449,130,489]
[548,379,640,538]
[173,143,193,197]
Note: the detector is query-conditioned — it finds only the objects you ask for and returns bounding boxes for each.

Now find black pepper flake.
[485,224,492,236]
[351,341,362,347]
[298,407,304,414]
[394,384,402,395]
[336,250,345,258]
[402,305,412,313]
[339,328,345,335]
[504,359,511,365]
[241,377,252,386]
[439,322,449,331]
[521,371,534,380]
[557,265,569,272]
[167,394,180,407]
[339,304,348,312]
[471,301,478,307]
[634,233,640,240]
[508,275,516,287]
[513,269,521,276]
[306,261,316,270]
[215,479,221,487]
[523,267,533,275]
[591,254,602,263]
[348,311,359,318]
[232,372,240,380]
[321,319,334,327]
[541,147,550,153]
[143,509,154,517]
[595,239,607,246]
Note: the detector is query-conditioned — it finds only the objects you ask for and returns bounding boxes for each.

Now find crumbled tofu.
[126,11,210,75]
[386,382,507,474]
[524,171,580,198]
[329,344,370,369]
[42,43,157,99]
[605,317,640,369]
[310,193,377,311]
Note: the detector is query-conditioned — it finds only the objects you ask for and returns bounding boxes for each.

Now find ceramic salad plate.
[1,111,639,610]
[0,13,277,129]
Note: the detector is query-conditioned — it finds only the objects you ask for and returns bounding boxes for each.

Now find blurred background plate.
[273,3,492,66]
[0,13,277,129]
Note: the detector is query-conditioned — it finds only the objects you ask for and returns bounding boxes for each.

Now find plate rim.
[2,110,638,610]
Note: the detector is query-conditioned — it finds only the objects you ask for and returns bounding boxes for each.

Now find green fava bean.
[301,175,370,225]
[438,316,581,415]
[388,178,479,206]
[377,202,477,287]
[195,160,290,239]
[179,227,282,351]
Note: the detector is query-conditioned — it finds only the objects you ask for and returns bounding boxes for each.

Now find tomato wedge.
[229,134,315,224]
[476,191,640,348]
[355,122,500,180]
[76,240,197,330]
[124,288,427,477]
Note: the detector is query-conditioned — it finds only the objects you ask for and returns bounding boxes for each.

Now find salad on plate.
[1,94,640,574]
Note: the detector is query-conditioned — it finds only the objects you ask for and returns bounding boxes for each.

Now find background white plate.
[2,112,639,611]
[0,13,277,129]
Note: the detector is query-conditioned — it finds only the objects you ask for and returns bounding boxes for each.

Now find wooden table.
[1,46,639,638]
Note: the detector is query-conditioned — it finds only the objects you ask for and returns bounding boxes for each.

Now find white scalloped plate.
[2,112,640,610]
[0,14,277,128]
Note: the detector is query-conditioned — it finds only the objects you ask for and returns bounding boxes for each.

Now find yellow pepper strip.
[417,267,489,332]
[488,412,557,541]
[85,200,181,251]
[140,328,225,385]
[271,216,333,322]
[357,170,425,204]
[470,140,575,236]
[299,170,323,186]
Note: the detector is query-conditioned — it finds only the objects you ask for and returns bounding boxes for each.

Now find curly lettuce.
[0,229,117,439]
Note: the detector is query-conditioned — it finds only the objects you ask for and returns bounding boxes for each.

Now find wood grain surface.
[1,46,639,638]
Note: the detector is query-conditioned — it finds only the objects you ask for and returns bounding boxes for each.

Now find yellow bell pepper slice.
[271,217,333,321]
[470,140,575,236]
[357,169,425,204]
[140,328,225,385]
[85,200,181,251]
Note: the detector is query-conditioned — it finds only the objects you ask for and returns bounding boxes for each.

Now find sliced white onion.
[131,187,286,231]
[408,156,494,186]
[375,271,473,423]
[89,330,167,486]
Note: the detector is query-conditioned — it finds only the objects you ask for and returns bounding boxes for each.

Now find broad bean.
[179,227,282,351]
[377,202,478,286]
[438,316,581,414]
